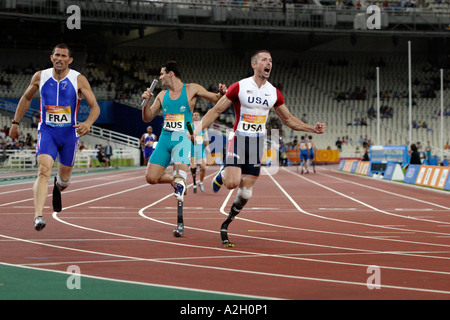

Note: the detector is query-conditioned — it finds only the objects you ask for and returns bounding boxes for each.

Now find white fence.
[1,147,139,170]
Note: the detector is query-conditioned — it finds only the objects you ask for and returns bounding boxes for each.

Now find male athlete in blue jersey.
[9,44,100,231]
[140,125,157,166]
[141,61,226,236]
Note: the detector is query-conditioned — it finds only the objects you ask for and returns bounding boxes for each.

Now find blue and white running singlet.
[36,68,81,166]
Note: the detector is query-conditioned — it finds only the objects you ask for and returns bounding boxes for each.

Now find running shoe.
[172,223,184,237]
[198,182,205,193]
[172,180,186,202]
[193,184,197,193]
[34,216,46,231]
[212,166,224,193]
[52,177,62,212]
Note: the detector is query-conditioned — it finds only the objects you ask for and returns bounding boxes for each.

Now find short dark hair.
[161,60,181,78]
[411,143,418,152]
[251,50,271,64]
[52,43,72,57]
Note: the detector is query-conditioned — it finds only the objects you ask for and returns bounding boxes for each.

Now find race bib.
[195,135,204,145]
[164,114,185,132]
[238,114,266,134]
[45,105,71,127]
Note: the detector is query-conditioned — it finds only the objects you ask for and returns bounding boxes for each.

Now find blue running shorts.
[36,124,79,167]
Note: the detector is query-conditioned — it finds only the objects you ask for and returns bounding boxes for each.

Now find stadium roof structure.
[0,0,449,38]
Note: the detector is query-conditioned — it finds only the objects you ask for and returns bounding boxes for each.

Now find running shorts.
[149,131,191,167]
[36,123,79,167]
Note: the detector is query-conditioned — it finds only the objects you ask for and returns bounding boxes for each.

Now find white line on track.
[0,261,270,300]
[282,167,450,228]
[2,169,450,297]
[317,169,450,214]
[0,172,144,207]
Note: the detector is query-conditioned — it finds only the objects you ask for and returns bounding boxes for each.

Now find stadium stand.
[1,46,448,161]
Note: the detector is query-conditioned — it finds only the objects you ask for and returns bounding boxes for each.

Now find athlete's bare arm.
[194,95,233,136]
[275,104,326,134]
[76,74,101,136]
[188,83,227,104]
[9,71,41,139]
[142,89,164,123]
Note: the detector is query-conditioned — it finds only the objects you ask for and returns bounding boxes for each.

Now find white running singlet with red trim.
[225,77,285,137]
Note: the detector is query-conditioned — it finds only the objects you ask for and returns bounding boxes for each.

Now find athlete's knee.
[37,163,52,180]
[224,174,240,190]
[56,174,71,191]
[146,174,159,185]
[229,186,252,217]
[172,167,187,184]
[237,186,252,200]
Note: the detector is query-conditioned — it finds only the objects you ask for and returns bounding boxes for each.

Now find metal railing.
[89,125,141,149]
[1,0,448,35]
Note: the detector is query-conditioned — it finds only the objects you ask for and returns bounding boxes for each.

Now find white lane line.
[282,167,450,230]
[1,170,449,297]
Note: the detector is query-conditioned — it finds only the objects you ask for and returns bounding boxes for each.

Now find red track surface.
[1,166,449,299]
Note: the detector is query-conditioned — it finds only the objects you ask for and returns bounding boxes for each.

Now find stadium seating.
[1,47,448,158]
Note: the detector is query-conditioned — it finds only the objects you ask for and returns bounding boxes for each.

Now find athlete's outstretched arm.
[275,104,326,134]
[9,71,41,139]
[76,75,101,137]
[191,83,227,104]
[194,95,233,136]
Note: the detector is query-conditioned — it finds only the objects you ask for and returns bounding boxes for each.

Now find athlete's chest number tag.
[164,114,185,132]
[239,114,266,133]
[46,105,71,127]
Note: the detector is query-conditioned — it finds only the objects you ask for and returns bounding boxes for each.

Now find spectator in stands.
[104,140,113,167]
[422,121,432,131]
[408,143,422,167]
[292,135,298,147]
[0,136,5,152]
[25,133,34,149]
[301,113,308,124]
[8,43,100,232]
[79,141,86,151]
[31,112,39,128]
[444,141,449,150]
[97,146,107,167]
[1,126,8,137]
[368,104,376,119]
[362,142,370,161]
[279,139,288,166]
[425,141,432,164]
[335,137,342,151]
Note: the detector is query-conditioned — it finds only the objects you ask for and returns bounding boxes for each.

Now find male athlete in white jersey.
[192,50,326,246]
[9,44,100,231]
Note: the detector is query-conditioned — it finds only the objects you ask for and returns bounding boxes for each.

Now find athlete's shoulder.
[69,68,80,76]
[225,80,240,100]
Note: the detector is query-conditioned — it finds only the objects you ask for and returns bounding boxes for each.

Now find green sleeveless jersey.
[161,83,192,134]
